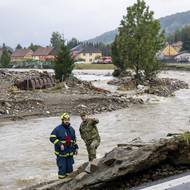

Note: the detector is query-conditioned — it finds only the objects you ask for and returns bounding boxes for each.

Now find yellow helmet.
[61,112,70,120]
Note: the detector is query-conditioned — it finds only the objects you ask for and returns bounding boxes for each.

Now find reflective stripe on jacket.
[50,123,78,157]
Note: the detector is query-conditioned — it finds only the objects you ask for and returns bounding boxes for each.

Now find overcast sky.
[0,0,190,48]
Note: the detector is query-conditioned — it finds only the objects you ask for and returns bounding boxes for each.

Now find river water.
[0,70,190,189]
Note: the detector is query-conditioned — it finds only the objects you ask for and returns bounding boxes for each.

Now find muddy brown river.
[0,70,190,189]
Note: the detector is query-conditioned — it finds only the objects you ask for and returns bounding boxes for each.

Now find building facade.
[11,49,33,62]
[33,47,55,61]
[71,44,102,63]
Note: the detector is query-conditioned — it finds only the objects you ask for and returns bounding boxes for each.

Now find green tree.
[0,45,11,68]
[16,44,22,49]
[181,26,190,51]
[95,42,111,56]
[54,39,74,81]
[116,0,165,80]
[29,43,41,51]
[67,38,80,49]
[167,26,190,51]
[50,32,63,53]
[111,35,126,76]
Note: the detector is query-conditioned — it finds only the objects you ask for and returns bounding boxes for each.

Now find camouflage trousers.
[86,139,100,161]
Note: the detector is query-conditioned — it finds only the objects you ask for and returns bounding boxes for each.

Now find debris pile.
[108,77,189,96]
[146,78,189,97]
[14,71,55,90]
[72,95,143,115]
[0,70,144,121]
[64,77,111,95]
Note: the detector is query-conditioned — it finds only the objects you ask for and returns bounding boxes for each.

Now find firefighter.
[50,112,78,179]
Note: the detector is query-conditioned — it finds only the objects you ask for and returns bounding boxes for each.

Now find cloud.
[0,0,190,48]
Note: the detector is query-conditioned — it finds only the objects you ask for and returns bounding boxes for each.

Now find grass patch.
[74,63,115,70]
[42,83,63,93]
[165,63,190,71]
[181,131,190,145]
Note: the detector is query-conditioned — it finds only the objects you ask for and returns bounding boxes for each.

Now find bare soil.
[0,70,142,122]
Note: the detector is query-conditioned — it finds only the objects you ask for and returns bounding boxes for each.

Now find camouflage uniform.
[79,118,100,161]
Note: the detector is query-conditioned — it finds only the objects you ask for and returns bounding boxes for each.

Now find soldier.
[79,112,101,162]
[50,112,78,179]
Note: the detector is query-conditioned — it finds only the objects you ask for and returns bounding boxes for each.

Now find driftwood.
[25,135,190,190]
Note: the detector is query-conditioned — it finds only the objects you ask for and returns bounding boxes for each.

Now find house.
[174,51,190,63]
[33,47,55,61]
[11,49,33,62]
[71,44,102,63]
[157,44,178,62]
[161,44,178,57]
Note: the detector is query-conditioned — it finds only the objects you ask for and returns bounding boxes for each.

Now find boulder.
[28,134,190,190]
[61,136,190,190]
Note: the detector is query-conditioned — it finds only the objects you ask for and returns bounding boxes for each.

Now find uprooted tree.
[112,0,165,81]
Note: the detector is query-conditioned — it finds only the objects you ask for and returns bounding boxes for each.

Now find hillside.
[87,10,190,44]
[87,29,118,44]
[160,10,190,34]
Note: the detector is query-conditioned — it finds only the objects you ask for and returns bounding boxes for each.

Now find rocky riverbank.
[0,69,189,122]
[23,133,190,190]
[0,70,143,122]
[108,76,188,97]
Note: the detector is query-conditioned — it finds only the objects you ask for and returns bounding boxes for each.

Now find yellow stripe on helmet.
[61,112,70,120]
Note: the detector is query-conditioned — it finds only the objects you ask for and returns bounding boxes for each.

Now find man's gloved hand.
[60,144,64,151]
[74,149,78,155]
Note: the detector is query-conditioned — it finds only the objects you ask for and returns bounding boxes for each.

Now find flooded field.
[0,70,190,189]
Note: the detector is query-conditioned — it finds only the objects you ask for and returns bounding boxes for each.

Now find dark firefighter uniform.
[50,116,78,179]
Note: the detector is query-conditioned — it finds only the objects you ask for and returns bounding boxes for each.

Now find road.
[132,172,190,190]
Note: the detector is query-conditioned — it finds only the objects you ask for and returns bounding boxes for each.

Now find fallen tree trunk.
[26,134,190,190]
